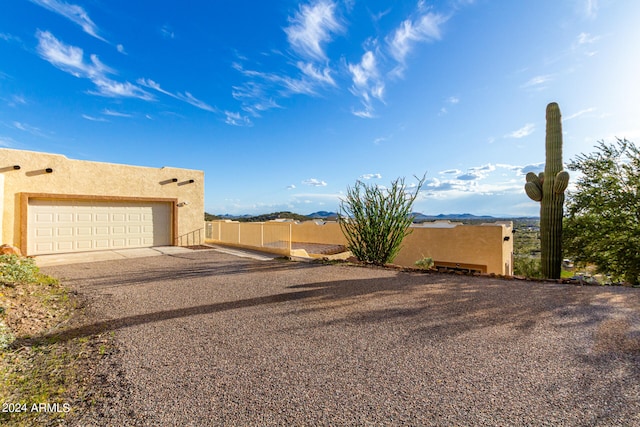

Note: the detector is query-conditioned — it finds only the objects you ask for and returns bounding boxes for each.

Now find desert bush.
[0,254,40,285]
[514,256,543,278]
[415,257,434,269]
[338,175,425,266]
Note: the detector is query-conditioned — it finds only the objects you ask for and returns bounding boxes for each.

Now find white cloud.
[0,136,17,147]
[160,25,175,40]
[179,92,216,112]
[224,111,252,127]
[349,51,377,88]
[360,173,382,180]
[0,32,21,43]
[348,50,385,118]
[454,164,496,181]
[456,173,478,181]
[349,5,450,117]
[13,121,43,136]
[9,95,27,106]
[373,136,387,145]
[573,32,600,57]
[137,78,216,112]
[387,11,447,65]
[576,32,599,45]
[290,192,342,206]
[297,62,336,86]
[286,184,297,190]
[90,78,153,99]
[102,109,132,117]
[582,0,598,19]
[284,0,343,61]
[82,114,108,122]
[352,108,375,119]
[440,169,462,175]
[438,96,460,115]
[231,61,321,111]
[279,74,321,96]
[36,30,93,77]
[36,31,153,100]
[506,123,535,139]
[496,163,524,173]
[12,121,51,138]
[469,164,496,174]
[117,44,126,54]
[421,163,531,204]
[30,0,106,42]
[521,74,553,89]
[520,163,545,175]
[302,178,328,187]
[564,107,596,121]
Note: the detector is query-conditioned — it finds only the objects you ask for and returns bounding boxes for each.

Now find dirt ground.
[39,249,640,426]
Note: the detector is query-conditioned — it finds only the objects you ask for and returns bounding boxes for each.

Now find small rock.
[0,244,22,256]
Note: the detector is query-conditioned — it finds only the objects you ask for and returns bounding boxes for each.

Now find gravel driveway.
[42,249,640,426]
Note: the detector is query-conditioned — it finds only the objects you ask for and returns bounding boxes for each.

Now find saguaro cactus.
[524,102,569,279]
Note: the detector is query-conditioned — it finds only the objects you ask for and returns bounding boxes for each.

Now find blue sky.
[1,0,638,216]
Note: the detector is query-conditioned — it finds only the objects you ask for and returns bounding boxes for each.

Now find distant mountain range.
[206,211,537,222]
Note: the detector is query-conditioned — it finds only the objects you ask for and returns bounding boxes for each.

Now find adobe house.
[1,148,204,256]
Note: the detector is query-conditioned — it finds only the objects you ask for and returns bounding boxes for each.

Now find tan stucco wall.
[291,220,348,245]
[290,220,513,275]
[1,148,204,254]
[393,222,513,275]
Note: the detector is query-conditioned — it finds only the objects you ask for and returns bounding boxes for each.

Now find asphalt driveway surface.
[42,250,640,426]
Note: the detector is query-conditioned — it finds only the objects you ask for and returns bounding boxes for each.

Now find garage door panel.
[95,239,110,248]
[35,213,54,223]
[28,199,172,255]
[95,213,109,222]
[56,241,73,251]
[35,242,54,253]
[76,240,93,250]
[57,213,73,222]
[35,227,53,237]
[57,227,73,237]
[95,227,109,235]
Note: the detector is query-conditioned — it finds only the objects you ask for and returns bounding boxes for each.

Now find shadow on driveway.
[12,264,633,353]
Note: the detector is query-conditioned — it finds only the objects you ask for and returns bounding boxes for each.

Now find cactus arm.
[554,171,570,194]
[526,172,541,185]
[525,181,543,201]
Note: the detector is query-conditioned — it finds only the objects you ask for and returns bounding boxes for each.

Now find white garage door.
[28,199,172,255]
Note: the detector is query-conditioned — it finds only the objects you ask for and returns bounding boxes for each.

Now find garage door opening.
[27,199,173,255]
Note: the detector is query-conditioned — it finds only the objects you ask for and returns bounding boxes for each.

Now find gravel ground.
[41,250,640,426]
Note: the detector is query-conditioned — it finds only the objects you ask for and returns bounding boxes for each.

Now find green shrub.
[0,320,14,350]
[0,254,41,285]
[338,175,426,266]
[514,256,543,278]
[415,257,434,269]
